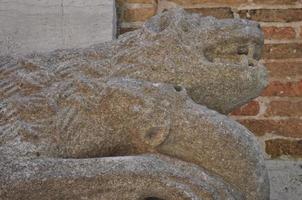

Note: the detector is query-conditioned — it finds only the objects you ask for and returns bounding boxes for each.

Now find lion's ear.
[144,12,171,33]
[103,78,173,149]
[143,8,189,33]
[143,126,171,148]
[134,98,172,149]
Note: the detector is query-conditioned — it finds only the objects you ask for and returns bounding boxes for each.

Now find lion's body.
[0,9,269,199]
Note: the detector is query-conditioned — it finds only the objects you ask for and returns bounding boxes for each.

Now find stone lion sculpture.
[0,9,269,199]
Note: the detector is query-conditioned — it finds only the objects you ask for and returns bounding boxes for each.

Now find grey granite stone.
[0,154,243,199]
[0,9,269,199]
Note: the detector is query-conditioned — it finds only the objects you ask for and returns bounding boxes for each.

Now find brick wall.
[115,0,302,159]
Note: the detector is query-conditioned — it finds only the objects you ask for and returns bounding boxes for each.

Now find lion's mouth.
[204,42,262,68]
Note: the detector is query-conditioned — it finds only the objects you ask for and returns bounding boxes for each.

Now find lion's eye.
[237,46,248,55]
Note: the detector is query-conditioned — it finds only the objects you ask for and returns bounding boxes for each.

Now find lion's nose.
[237,46,249,55]
[204,39,262,67]
[203,19,263,66]
[237,44,261,67]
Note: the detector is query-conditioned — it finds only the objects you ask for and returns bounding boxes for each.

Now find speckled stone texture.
[1,154,244,199]
[0,9,269,200]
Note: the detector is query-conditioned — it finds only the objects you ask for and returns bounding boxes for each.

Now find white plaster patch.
[0,0,115,56]
[266,160,302,200]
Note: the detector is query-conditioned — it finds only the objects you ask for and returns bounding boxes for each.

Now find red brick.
[123,7,156,22]
[238,119,302,138]
[261,81,302,97]
[254,0,298,4]
[117,0,155,5]
[231,101,260,116]
[119,27,139,35]
[124,0,156,3]
[265,100,302,117]
[263,43,302,59]
[265,139,302,158]
[185,7,234,19]
[262,26,296,40]
[239,9,302,22]
[168,0,247,6]
[265,61,302,80]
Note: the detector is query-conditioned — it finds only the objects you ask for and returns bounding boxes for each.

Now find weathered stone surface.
[115,9,267,114]
[0,9,269,200]
[0,154,243,199]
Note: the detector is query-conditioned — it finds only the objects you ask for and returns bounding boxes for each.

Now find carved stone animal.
[0,9,269,199]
